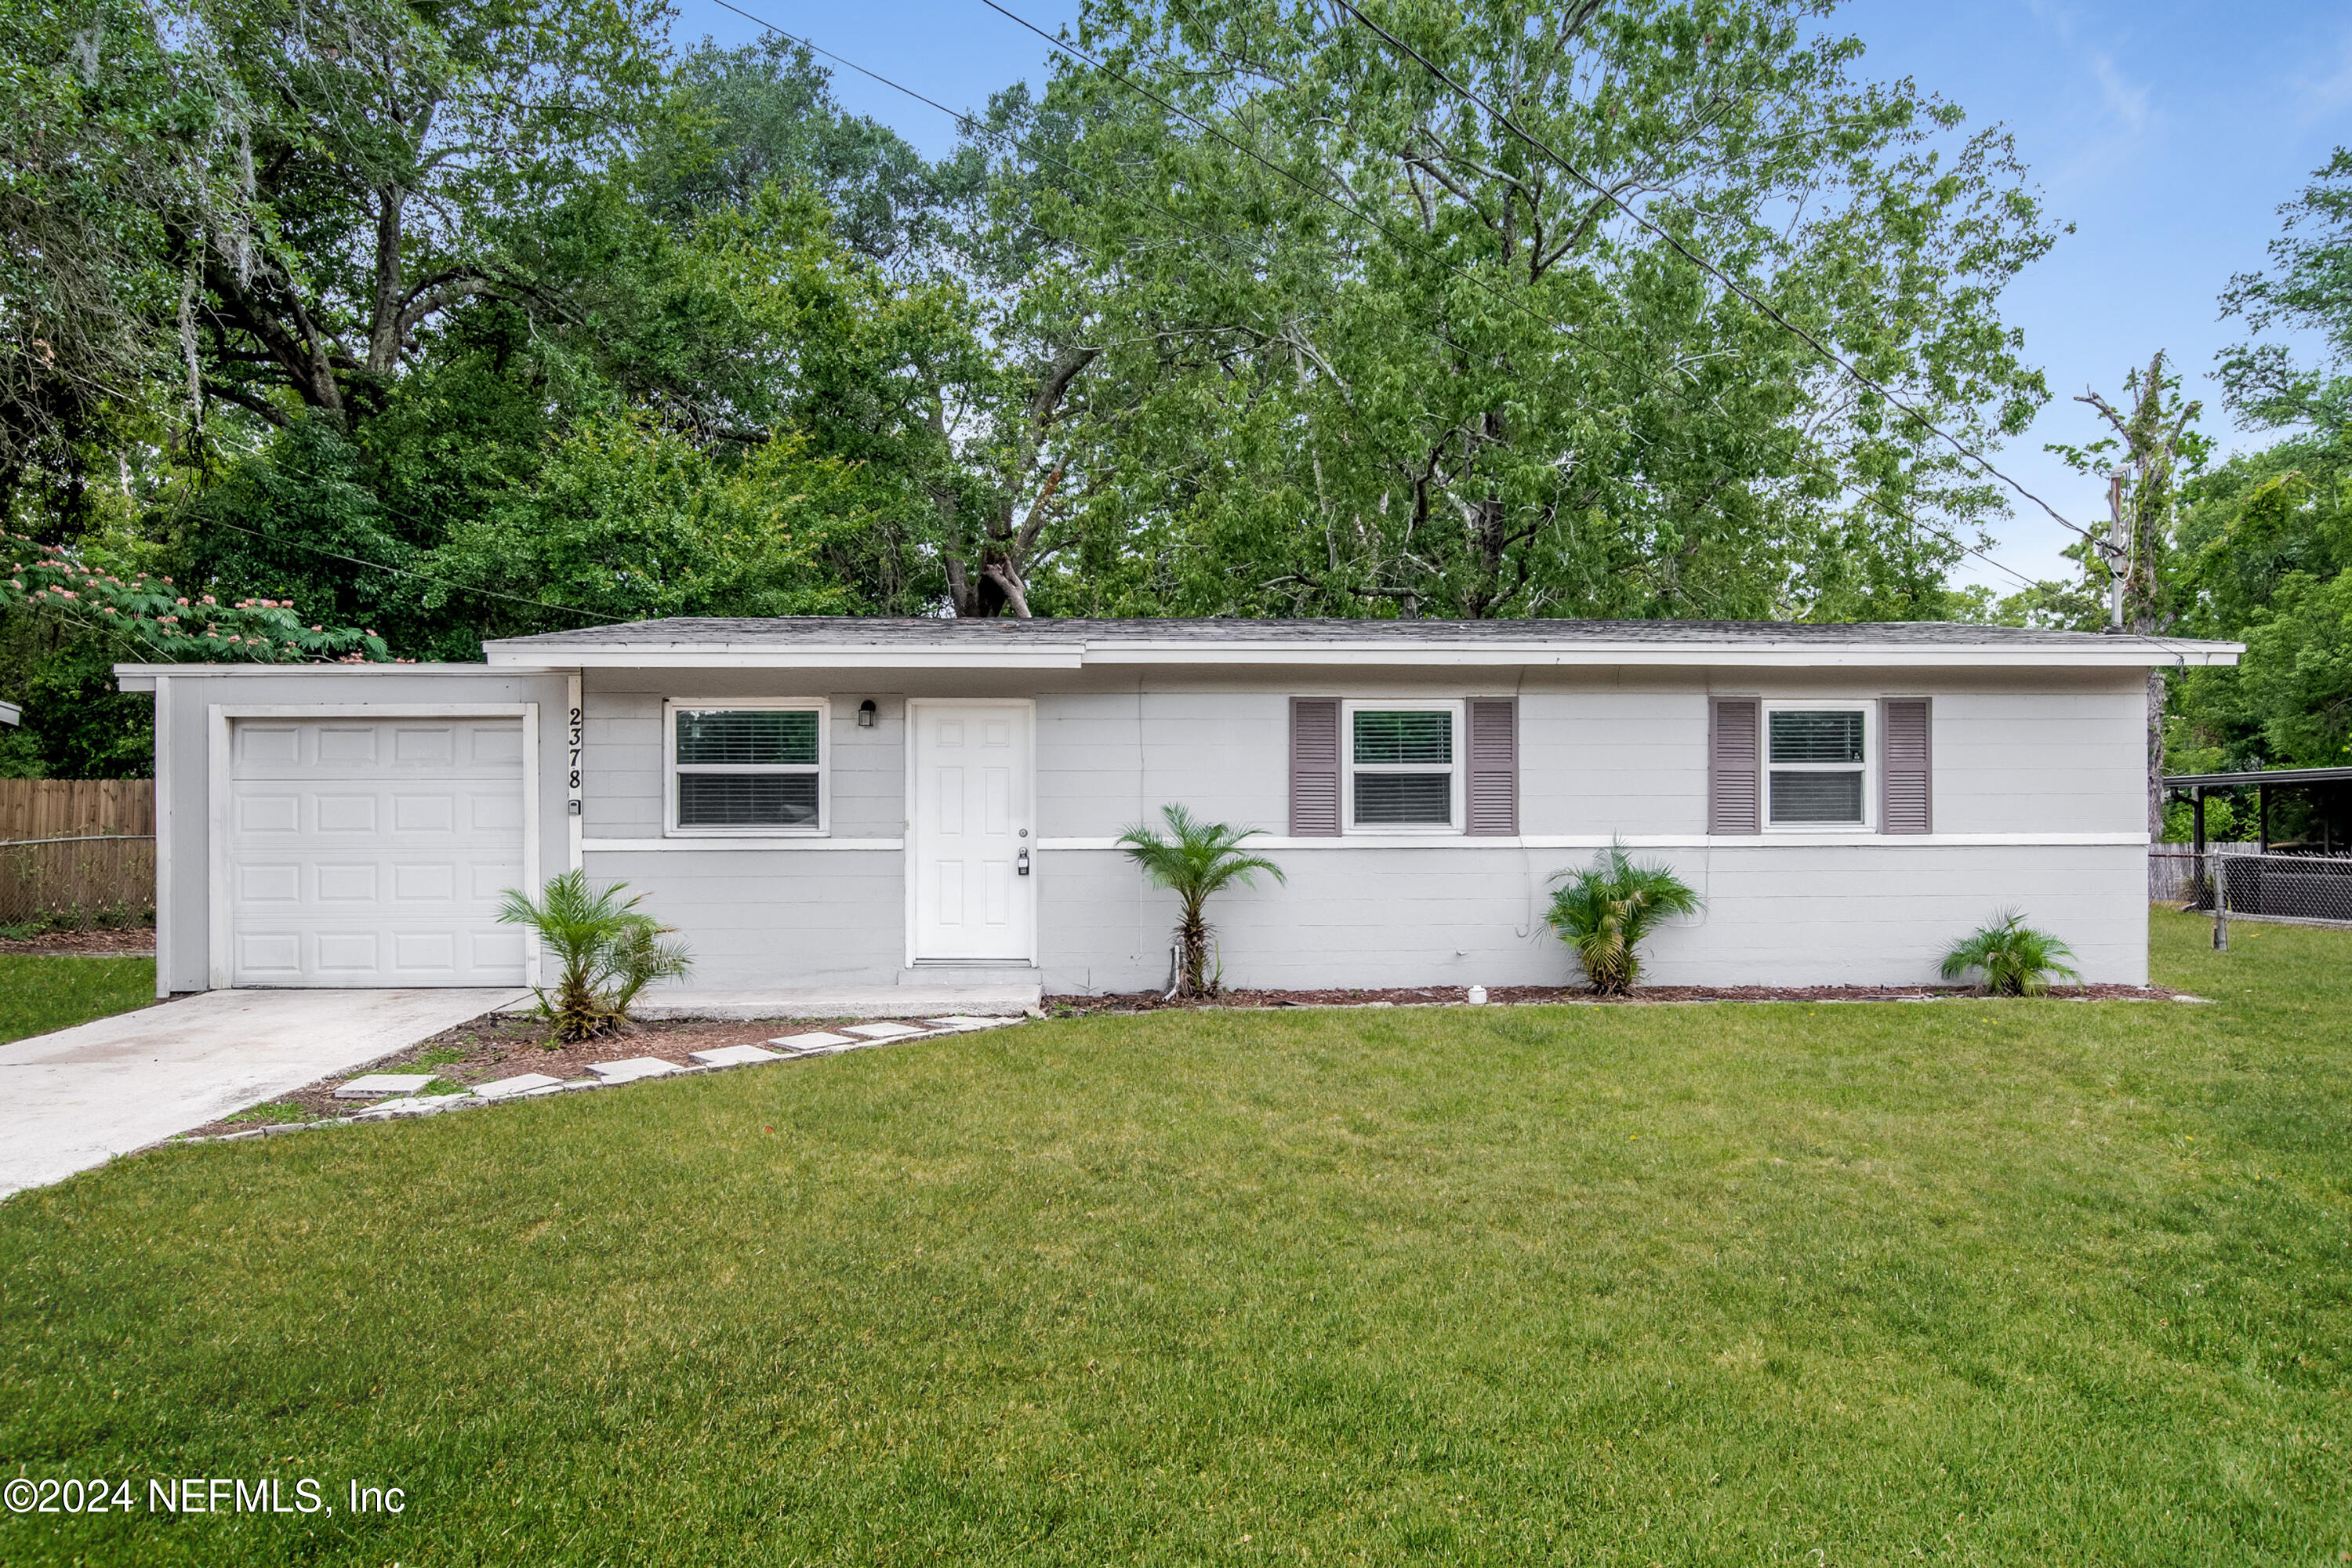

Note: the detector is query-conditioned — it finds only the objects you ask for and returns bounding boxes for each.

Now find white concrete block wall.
[1518,691,1708,836]
[1932,691,2146,833]
[580,674,910,839]
[580,848,904,984]
[147,660,2158,993]
[1039,843,2148,993]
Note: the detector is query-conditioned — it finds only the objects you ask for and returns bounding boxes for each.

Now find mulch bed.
[176,1011,866,1138]
[0,927,157,956]
[1046,981,2181,1013]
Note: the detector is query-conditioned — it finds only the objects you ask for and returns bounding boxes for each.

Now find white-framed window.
[1342,699,1464,833]
[664,699,828,836]
[1763,702,1872,829]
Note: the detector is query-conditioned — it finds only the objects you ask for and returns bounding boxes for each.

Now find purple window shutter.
[1709,698,1760,834]
[1466,699,1518,835]
[1882,698,1932,834]
[1290,698,1341,836]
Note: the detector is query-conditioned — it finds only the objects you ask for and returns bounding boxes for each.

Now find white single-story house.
[116,618,2241,1003]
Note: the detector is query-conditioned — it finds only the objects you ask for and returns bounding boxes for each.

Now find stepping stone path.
[586,1058,678,1082]
[336,1073,439,1099]
[473,1072,567,1101]
[354,1095,445,1116]
[765,1031,855,1053]
[689,1044,783,1067]
[184,1011,1030,1149]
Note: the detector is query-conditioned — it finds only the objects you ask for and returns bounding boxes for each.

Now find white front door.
[227,717,529,986]
[909,702,1033,961]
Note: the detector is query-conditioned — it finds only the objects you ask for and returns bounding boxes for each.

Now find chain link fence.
[0,835,157,927]
[2152,848,2352,927]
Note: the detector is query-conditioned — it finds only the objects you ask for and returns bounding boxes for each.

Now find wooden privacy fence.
[0,780,156,926]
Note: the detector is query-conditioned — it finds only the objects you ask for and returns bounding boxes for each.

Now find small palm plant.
[1940,910,2080,996]
[1117,804,1285,999]
[499,870,693,1042]
[1545,843,1702,996]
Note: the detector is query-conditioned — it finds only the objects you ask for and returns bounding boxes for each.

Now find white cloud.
[2089,52,2153,133]
[2294,30,2352,123]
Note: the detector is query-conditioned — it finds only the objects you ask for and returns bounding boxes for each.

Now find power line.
[205,519,626,623]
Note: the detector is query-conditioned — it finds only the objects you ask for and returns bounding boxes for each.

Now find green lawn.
[0,956,154,1047]
[4,913,2350,1563]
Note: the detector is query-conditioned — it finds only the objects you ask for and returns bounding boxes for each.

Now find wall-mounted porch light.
[857,699,877,728]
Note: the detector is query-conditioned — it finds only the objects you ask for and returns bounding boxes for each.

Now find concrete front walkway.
[633,984,1041,1021]
[0,989,524,1200]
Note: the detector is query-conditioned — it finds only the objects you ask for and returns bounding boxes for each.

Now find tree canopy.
[0,0,2112,777]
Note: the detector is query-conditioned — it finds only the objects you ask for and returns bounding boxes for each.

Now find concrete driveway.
[0,989,526,1200]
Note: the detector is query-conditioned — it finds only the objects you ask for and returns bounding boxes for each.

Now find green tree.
[639,36,984,270]
[172,0,668,436]
[1004,0,2056,620]
[2218,147,2352,432]
[2167,147,2352,772]
[434,416,873,623]
[2045,351,2209,836]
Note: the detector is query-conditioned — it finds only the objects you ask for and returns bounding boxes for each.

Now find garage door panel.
[394,931,456,971]
[315,932,382,975]
[468,791,521,831]
[317,794,379,833]
[317,862,379,902]
[393,862,455,902]
[235,863,301,903]
[393,727,456,766]
[236,932,303,978]
[472,726,523,764]
[472,930,528,970]
[237,726,302,766]
[470,862,518,900]
[392,793,456,833]
[316,727,379,765]
[230,717,527,988]
[237,793,301,833]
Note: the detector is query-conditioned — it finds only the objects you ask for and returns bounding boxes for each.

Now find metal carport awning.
[2163,765,2352,856]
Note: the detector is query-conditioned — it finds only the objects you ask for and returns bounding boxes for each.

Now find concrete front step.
[895,963,1043,989]
[632,983,1040,1022]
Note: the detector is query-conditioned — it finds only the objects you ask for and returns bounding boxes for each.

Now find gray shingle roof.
[486,615,2216,652]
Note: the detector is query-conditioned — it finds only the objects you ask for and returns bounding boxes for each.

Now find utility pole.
[2073,353,2200,847]
[2104,473,2128,632]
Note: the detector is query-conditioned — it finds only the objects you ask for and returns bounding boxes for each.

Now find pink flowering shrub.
[0,535,401,663]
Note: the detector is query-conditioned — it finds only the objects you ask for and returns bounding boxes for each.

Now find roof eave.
[112,662,562,692]
[480,640,2243,670]
[1079,640,2241,668]
[481,645,1090,670]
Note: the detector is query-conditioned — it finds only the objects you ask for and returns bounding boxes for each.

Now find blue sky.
[671,0,2352,592]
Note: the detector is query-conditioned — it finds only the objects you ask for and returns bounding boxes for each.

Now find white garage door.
[227,718,529,986]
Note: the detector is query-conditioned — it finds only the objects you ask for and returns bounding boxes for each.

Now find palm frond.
[1940,909,2080,996]
[1544,841,1701,995]
[499,870,691,1040]
[1117,804,1285,998]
